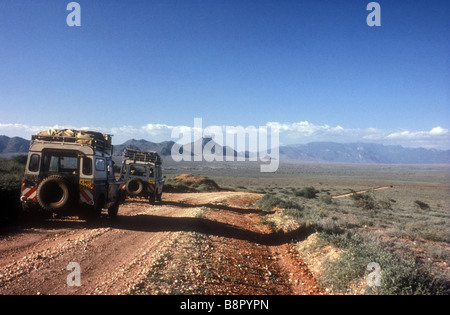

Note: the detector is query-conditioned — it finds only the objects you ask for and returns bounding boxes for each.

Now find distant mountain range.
[278,142,450,164]
[1,135,449,164]
[0,136,30,156]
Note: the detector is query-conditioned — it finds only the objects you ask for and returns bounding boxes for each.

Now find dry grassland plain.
[164,161,450,294]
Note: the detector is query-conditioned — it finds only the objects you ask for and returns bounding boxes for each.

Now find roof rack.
[32,129,113,152]
[123,148,162,164]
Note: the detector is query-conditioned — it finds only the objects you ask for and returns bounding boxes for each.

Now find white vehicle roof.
[30,129,113,156]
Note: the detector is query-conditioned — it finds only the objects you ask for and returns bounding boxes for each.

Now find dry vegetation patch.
[165,174,221,193]
[251,179,449,295]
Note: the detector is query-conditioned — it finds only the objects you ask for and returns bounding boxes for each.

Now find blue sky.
[0,0,449,148]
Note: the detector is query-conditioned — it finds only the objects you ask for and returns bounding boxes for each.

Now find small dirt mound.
[165,174,221,193]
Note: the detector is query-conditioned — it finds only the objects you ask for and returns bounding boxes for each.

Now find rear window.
[28,154,40,172]
[83,157,93,175]
[95,158,105,171]
[42,151,78,174]
[129,164,147,177]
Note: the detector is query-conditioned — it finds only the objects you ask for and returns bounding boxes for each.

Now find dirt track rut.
[0,192,322,295]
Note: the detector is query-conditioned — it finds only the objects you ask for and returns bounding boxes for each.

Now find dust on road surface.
[0,192,323,295]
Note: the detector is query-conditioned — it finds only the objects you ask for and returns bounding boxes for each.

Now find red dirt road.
[0,192,322,295]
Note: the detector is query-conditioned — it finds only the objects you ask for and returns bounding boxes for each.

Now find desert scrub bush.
[255,194,303,211]
[415,200,431,210]
[403,220,449,243]
[283,208,303,221]
[165,174,221,192]
[377,197,395,210]
[321,195,334,205]
[0,157,25,221]
[293,186,319,199]
[351,192,377,210]
[316,232,448,295]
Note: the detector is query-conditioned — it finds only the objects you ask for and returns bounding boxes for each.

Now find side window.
[107,159,114,176]
[149,167,154,178]
[83,157,93,175]
[28,154,40,172]
[155,166,161,179]
[95,158,105,172]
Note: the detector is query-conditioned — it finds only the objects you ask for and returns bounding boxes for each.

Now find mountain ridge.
[278,141,450,164]
[1,135,449,164]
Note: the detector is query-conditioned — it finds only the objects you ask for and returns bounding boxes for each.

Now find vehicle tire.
[81,195,103,221]
[108,202,119,219]
[149,193,156,204]
[36,175,72,211]
[126,178,143,195]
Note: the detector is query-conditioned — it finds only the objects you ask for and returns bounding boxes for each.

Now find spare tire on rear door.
[36,175,72,211]
[126,178,143,195]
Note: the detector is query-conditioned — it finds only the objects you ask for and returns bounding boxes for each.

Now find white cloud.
[0,123,81,139]
[386,127,449,140]
[430,127,449,136]
[265,123,450,149]
[377,127,449,149]
[266,121,351,138]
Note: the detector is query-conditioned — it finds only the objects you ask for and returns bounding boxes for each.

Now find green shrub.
[293,186,319,199]
[351,192,377,210]
[283,208,303,220]
[415,200,431,210]
[0,157,25,221]
[255,194,303,211]
[317,233,448,295]
[321,195,334,205]
[11,154,27,165]
[378,198,393,210]
[165,174,221,193]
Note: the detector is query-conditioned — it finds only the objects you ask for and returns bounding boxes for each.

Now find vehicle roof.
[29,141,111,157]
[122,160,157,166]
[31,129,113,154]
[122,148,162,165]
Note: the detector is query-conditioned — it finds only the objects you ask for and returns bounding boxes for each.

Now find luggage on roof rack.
[123,148,162,164]
[32,129,112,151]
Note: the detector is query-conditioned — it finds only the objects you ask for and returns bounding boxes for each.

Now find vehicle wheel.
[82,196,103,221]
[149,193,156,204]
[36,175,72,211]
[126,178,143,195]
[92,195,104,218]
[108,202,119,219]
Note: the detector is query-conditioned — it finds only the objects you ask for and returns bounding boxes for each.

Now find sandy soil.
[0,192,323,295]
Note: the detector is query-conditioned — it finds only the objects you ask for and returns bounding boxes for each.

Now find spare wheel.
[36,175,71,211]
[126,178,143,195]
